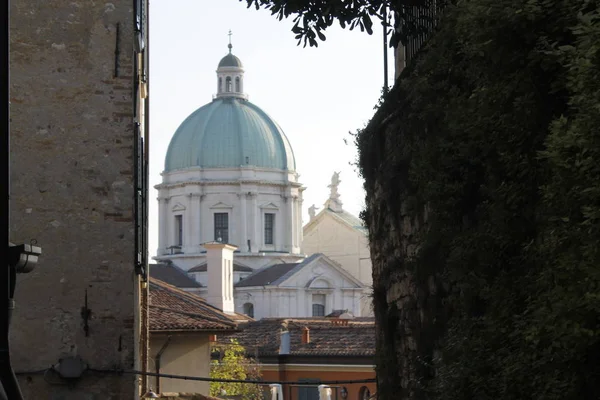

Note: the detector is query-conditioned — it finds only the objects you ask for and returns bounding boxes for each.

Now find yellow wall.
[304,215,372,285]
[150,334,211,395]
[303,214,374,316]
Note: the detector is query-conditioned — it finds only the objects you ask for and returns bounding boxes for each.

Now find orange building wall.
[262,369,376,400]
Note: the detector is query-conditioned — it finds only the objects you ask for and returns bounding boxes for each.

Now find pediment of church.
[171,202,186,211]
[277,254,365,290]
[209,201,233,209]
[259,202,279,210]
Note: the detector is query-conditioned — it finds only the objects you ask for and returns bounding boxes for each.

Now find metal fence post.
[269,383,282,400]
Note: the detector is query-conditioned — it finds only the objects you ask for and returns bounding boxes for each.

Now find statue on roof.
[328,171,341,199]
[325,171,343,212]
[308,204,319,220]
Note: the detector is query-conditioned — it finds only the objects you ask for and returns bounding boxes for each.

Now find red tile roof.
[149,278,238,332]
[222,318,375,357]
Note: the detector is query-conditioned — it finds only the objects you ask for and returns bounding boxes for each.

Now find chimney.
[205,241,237,314]
[279,330,290,355]
[301,327,310,344]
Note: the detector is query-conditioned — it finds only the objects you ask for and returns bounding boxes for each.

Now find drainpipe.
[0,1,17,399]
[154,335,172,394]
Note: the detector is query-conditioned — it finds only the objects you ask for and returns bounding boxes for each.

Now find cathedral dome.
[164,97,296,172]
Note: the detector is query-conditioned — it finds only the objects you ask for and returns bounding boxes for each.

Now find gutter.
[154,335,172,394]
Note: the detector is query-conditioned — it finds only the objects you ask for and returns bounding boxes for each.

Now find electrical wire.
[87,368,376,385]
[14,369,47,375]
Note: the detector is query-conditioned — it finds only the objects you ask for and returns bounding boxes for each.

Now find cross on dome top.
[228,29,233,53]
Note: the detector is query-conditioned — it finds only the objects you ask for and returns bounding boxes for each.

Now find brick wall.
[9,1,143,398]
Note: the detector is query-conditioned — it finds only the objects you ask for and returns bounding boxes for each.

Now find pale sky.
[149,0,392,256]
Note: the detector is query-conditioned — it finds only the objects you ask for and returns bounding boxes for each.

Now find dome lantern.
[216,30,247,100]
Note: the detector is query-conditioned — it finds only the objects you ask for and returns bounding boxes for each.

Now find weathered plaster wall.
[150,335,211,395]
[10,1,141,398]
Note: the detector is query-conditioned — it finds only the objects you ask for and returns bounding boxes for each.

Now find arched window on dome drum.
[225,76,232,92]
[243,303,254,318]
[218,77,222,93]
[235,76,240,92]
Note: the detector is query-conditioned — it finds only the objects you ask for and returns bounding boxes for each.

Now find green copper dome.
[164,98,296,172]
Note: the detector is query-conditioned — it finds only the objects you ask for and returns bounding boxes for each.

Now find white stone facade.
[155,166,305,270]
[187,254,366,320]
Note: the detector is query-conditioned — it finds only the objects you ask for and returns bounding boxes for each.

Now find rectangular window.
[214,213,229,244]
[174,215,183,247]
[312,294,326,317]
[264,213,275,245]
[298,379,320,400]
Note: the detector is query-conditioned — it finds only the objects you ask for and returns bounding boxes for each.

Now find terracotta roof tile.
[149,278,237,332]
[222,318,375,357]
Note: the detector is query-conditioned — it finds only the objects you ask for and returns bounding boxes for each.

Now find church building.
[154,40,371,319]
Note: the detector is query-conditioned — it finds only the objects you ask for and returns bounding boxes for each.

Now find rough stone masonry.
[10,1,143,398]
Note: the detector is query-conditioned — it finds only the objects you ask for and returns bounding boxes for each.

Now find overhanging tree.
[240,0,443,48]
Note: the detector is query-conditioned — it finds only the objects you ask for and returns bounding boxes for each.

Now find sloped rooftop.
[149,278,237,332]
[223,317,375,357]
[150,263,201,288]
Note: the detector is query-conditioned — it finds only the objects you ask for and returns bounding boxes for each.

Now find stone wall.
[358,69,445,400]
[10,1,143,398]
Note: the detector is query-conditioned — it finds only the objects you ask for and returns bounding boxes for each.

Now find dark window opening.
[312,304,325,317]
[298,379,320,400]
[243,303,254,318]
[235,76,240,92]
[175,215,183,247]
[226,76,232,92]
[312,294,326,317]
[214,213,229,244]
[264,213,275,245]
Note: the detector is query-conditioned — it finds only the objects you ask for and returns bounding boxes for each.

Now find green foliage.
[210,340,262,400]
[357,0,600,399]
[240,0,442,48]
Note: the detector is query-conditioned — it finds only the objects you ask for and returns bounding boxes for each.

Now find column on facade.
[199,194,208,244]
[291,196,297,251]
[251,193,259,252]
[239,192,248,251]
[184,194,193,253]
[285,194,293,252]
[158,197,169,255]
[353,292,360,316]
[333,288,342,312]
[191,193,202,251]
[297,192,304,252]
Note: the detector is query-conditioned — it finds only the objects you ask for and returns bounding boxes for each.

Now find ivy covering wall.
[357,0,600,399]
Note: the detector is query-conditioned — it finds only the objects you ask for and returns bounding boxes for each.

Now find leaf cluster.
[210,339,263,400]
[240,0,440,47]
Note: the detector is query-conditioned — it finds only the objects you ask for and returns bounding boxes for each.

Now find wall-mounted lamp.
[142,389,159,398]
[8,243,42,273]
